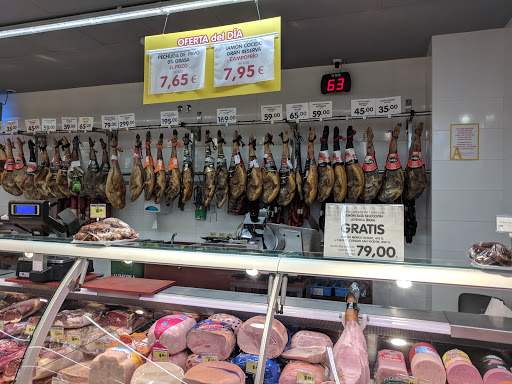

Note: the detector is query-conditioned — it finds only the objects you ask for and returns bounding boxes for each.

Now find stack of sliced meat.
[73,218,138,242]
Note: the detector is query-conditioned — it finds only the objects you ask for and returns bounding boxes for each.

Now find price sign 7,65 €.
[149,46,206,95]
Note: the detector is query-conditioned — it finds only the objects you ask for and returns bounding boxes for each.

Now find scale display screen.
[11,204,39,216]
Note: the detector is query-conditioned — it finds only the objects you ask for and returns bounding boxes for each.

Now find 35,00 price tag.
[90,204,107,219]
[4,120,18,134]
[309,101,332,120]
[286,103,309,121]
[25,119,41,133]
[161,111,179,127]
[101,115,119,131]
[62,117,77,131]
[42,118,57,132]
[217,108,236,124]
[149,46,206,95]
[261,104,283,122]
[214,35,275,87]
[78,117,94,131]
[375,96,401,116]
[351,99,376,117]
[118,113,136,130]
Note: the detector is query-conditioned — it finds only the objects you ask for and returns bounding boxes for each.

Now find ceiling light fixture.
[0,0,252,39]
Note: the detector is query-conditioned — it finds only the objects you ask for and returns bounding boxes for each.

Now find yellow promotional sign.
[144,17,281,104]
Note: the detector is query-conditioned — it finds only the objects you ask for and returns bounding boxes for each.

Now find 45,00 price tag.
[351,99,375,117]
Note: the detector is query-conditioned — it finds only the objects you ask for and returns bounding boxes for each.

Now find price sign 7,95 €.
[149,46,206,95]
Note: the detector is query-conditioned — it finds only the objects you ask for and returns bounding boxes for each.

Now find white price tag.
[214,35,275,87]
[323,204,404,261]
[42,118,57,132]
[496,215,512,233]
[117,113,136,130]
[375,96,401,116]
[149,46,206,94]
[286,103,309,121]
[4,120,18,134]
[261,104,283,122]
[161,111,179,127]
[351,99,376,117]
[217,108,236,124]
[309,101,332,120]
[101,115,118,131]
[25,119,41,133]
[62,117,77,132]
[78,117,94,131]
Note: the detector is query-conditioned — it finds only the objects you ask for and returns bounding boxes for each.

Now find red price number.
[160,74,197,89]
[327,78,345,92]
[223,65,264,82]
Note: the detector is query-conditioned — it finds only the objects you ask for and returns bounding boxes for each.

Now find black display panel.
[320,72,351,94]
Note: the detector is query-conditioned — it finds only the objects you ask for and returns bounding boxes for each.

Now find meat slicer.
[240,209,322,252]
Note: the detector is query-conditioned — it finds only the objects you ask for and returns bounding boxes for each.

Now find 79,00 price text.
[357,245,396,258]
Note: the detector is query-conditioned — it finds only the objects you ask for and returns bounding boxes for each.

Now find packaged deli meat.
[184,360,246,384]
[130,361,185,384]
[56,361,91,384]
[98,307,151,332]
[281,346,327,364]
[477,355,512,384]
[231,353,281,384]
[278,361,327,384]
[208,313,243,336]
[33,346,84,380]
[0,298,44,323]
[237,316,288,359]
[442,349,482,384]
[148,314,196,356]
[53,306,105,328]
[290,330,333,349]
[409,343,446,384]
[108,332,149,357]
[468,242,512,267]
[186,319,236,361]
[376,349,408,384]
[89,346,143,384]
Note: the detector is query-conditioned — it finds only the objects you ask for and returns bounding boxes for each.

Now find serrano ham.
[129,134,144,202]
[404,122,428,200]
[317,126,334,202]
[345,126,364,199]
[378,123,404,203]
[56,137,72,198]
[34,138,51,198]
[22,140,41,199]
[46,138,65,198]
[277,129,296,206]
[165,130,181,206]
[68,136,84,196]
[13,138,28,192]
[94,138,110,200]
[106,136,126,209]
[1,138,22,196]
[246,133,263,202]
[294,129,304,201]
[0,144,6,185]
[332,126,347,203]
[303,128,318,206]
[215,130,229,208]
[360,127,382,201]
[143,131,155,200]
[202,130,216,207]
[228,131,246,200]
[81,137,99,198]
[181,133,194,204]
[154,133,166,204]
[262,133,279,204]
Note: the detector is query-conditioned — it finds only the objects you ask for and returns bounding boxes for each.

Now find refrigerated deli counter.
[0,236,510,384]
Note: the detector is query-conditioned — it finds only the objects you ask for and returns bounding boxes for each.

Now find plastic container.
[310,279,333,296]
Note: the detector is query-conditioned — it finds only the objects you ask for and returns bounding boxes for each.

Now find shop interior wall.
[0,58,431,309]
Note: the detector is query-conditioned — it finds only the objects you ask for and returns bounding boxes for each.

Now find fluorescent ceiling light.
[0,0,252,39]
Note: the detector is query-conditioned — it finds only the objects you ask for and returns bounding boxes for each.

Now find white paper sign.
[309,101,332,119]
[161,111,179,127]
[324,203,404,261]
[118,113,136,130]
[217,108,237,124]
[101,115,118,131]
[25,119,40,133]
[62,117,77,131]
[496,215,512,233]
[450,123,479,160]
[261,104,283,122]
[4,120,18,134]
[214,35,275,87]
[42,118,57,132]
[149,46,206,94]
[351,99,376,117]
[375,96,401,116]
[78,117,94,131]
[286,103,309,121]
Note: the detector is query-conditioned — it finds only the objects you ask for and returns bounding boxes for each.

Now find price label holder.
[297,371,316,384]
[323,203,404,261]
[118,113,136,130]
[201,355,219,362]
[351,99,376,118]
[4,120,18,134]
[101,115,119,131]
[90,204,107,219]
[309,101,332,120]
[286,103,309,122]
[0,321,4,332]
[67,334,81,346]
[25,324,35,335]
[92,340,105,351]
[261,104,283,123]
[246,360,258,374]
[152,348,169,361]
[62,117,78,132]
[50,327,65,342]
[375,96,401,116]
[25,119,41,133]
[217,108,237,124]
[496,215,512,233]
[148,46,206,95]
[161,111,179,127]
[42,118,57,132]
[78,117,94,132]
[213,34,276,87]
[52,378,67,384]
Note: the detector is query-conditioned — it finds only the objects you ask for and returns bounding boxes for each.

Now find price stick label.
[217,108,237,124]
[286,103,309,121]
[118,113,136,130]
[351,99,376,117]
[93,340,105,351]
[375,96,401,116]
[50,327,65,341]
[161,111,179,127]
[25,119,41,133]
[90,204,107,219]
[25,324,35,335]
[153,349,169,361]
[78,117,94,131]
[62,117,77,132]
[309,101,332,120]
[297,371,315,384]
[261,104,283,122]
[201,355,219,362]
[101,115,119,131]
[52,378,66,384]
[246,360,258,374]
[214,35,275,87]
[0,321,4,332]
[149,46,206,94]
[67,334,81,345]
[42,118,57,132]
[4,120,19,134]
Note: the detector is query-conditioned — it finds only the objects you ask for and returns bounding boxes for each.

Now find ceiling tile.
[79,18,154,45]
[0,36,48,58]
[0,0,49,26]
[21,29,104,52]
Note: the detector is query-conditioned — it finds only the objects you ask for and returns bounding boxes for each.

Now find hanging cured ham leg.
[154,133,166,204]
[215,131,229,208]
[1,139,22,196]
[68,136,84,196]
[277,129,296,206]
[228,131,246,200]
[106,136,126,209]
[93,138,110,200]
[129,134,144,202]
[0,144,6,185]
[378,123,404,203]
[46,138,65,198]
[317,126,334,202]
[262,133,279,204]
[181,133,194,204]
[360,127,381,201]
[303,128,318,206]
[57,138,72,198]
[80,138,99,198]
[404,122,428,200]
[165,130,180,206]
[246,133,263,202]
[13,138,28,192]
[143,131,155,200]
[22,140,41,199]
[294,129,304,201]
[202,130,216,207]
[34,138,51,198]
[344,126,364,200]
[332,126,347,202]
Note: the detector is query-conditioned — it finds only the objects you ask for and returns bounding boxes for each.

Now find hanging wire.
[254,0,261,20]
[162,13,170,34]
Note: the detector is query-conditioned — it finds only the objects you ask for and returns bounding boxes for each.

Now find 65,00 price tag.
[217,108,236,124]
[286,103,309,121]
[101,115,118,131]
[351,99,375,117]
[78,117,94,132]
[42,118,57,132]
[118,113,136,130]
[309,101,332,120]
[4,120,19,134]
[161,111,179,127]
[62,117,77,131]
[261,104,283,122]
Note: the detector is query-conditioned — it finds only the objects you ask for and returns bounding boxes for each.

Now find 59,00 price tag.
[217,108,236,124]
[161,111,179,127]
[261,104,282,122]
[351,99,375,117]
[4,120,18,134]
[309,101,332,120]
[286,103,309,121]
[42,118,57,132]
[101,115,118,131]
[62,117,77,131]
[25,119,41,133]
[118,113,136,130]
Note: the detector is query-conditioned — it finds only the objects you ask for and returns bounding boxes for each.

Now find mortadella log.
[202,130,216,207]
[129,134,144,202]
[345,126,364,199]
[404,122,428,201]
[228,131,246,200]
[246,133,263,202]
[154,133,166,204]
[317,126,335,202]
[215,131,229,208]
[165,130,181,206]
[360,127,382,201]
[332,126,347,202]
[261,133,280,204]
[143,131,155,200]
[378,123,404,203]
[277,129,296,206]
[303,128,318,206]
